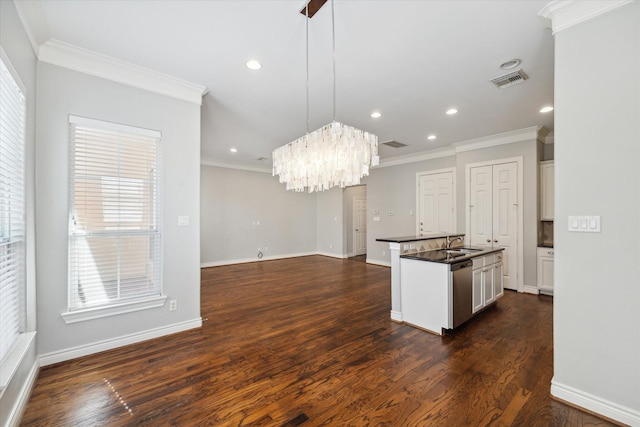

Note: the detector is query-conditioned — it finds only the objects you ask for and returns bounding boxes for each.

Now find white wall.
[35,62,202,361]
[552,2,640,424]
[200,165,317,264]
[0,2,39,425]
[316,187,345,257]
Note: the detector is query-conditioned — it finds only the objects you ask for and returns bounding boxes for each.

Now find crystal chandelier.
[272,0,379,193]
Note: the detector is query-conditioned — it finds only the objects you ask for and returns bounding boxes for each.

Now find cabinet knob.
[493,240,498,243]
[486,239,491,243]
[548,251,554,255]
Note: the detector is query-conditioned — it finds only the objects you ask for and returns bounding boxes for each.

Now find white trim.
[415,167,457,236]
[366,258,391,267]
[378,147,455,168]
[390,310,403,322]
[4,356,39,427]
[69,114,162,139]
[523,285,540,295]
[39,318,202,366]
[38,39,207,105]
[0,332,36,394]
[200,159,272,174]
[317,251,348,259]
[61,295,168,324]
[465,156,525,293]
[0,46,27,94]
[551,379,640,426]
[13,0,50,56]
[453,126,540,153]
[539,0,634,34]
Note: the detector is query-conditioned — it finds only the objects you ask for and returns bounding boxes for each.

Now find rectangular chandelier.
[272,121,379,193]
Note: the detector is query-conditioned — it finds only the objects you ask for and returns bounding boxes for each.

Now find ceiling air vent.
[257,156,269,161]
[382,140,407,148]
[490,69,528,89]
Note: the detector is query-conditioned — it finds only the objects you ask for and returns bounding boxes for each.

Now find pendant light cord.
[331,0,336,123]
[305,5,310,134]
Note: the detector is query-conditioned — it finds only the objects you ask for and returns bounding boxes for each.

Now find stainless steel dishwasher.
[450,260,473,328]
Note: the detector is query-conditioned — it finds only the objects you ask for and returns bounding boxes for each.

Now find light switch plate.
[178,216,190,226]
[568,215,600,232]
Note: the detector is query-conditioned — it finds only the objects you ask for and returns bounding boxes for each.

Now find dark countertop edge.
[376,233,464,243]
[400,247,505,264]
[538,243,554,248]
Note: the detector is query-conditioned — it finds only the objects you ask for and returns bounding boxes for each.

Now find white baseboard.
[316,251,347,259]
[523,285,540,295]
[551,379,640,426]
[6,358,39,427]
[366,258,391,267]
[201,251,317,268]
[390,310,403,322]
[39,318,202,366]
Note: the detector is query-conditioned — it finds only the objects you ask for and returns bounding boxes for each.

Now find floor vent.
[490,69,528,89]
[382,140,407,148]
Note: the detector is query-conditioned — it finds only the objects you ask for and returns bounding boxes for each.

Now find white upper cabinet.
[540,161,554,221]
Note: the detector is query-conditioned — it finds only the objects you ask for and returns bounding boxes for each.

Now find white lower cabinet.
[472,252,504,313]
[537,247,554,294]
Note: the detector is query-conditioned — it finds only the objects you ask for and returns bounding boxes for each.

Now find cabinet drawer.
[537,247,554,258]
[472,256,484,269]
[494,252,503,263]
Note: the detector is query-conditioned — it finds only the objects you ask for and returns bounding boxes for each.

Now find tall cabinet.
[538,160,554,295]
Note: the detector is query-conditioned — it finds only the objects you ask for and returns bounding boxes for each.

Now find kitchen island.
[376,234,464,322]
[400,246,505,335]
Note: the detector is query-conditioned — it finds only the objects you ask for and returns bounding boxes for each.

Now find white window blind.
[0,54,26,363]
[68,116,162,312]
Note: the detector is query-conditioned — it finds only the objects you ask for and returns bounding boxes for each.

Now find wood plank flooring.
[21,255,617,426]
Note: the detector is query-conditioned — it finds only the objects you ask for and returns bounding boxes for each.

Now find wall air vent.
[490,69,529,89]
[382,140,407,148]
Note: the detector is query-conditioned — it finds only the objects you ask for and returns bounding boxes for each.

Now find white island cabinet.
[400,248,504,335]
[400,259,450,334]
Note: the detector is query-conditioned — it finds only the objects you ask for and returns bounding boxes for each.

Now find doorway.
[344,185,367,258]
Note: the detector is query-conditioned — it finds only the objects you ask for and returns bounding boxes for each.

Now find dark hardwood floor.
[22,255,616,426]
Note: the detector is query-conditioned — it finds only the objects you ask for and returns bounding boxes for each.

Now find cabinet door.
[483,267,494,306]
[469,166,493,246]
[493,262,504,299]
[540,257,554,290]
[472,268,484,313]
[540,162,554,221]
[418,171,455,237]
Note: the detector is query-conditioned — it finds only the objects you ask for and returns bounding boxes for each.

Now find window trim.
[66,115,164,322]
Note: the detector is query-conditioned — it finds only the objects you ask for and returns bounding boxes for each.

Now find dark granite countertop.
[400,246,505,264]
[376,233,464,243]
[539,243,554,248]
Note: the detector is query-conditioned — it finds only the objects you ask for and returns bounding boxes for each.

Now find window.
[0,53,26,363]
[66,116,163,320]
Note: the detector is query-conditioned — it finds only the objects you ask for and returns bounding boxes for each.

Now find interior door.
[418,171,454,236]
[354,197,367,256]
[469,162,518,291]
[492,162,518,290]
[469,165,493,246]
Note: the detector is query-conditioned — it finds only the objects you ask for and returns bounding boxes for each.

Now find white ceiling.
[28,0,554,169]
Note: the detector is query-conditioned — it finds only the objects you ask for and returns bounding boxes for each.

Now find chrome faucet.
[446,235,464,249]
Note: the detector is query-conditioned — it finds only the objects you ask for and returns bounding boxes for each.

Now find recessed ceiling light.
[230,148,238,153]
[427,134,437,141]
[446,108,458,115]
[500,59,521,70]
[540,106,554,113]
[246,60,262,70]
[370,111,382,119]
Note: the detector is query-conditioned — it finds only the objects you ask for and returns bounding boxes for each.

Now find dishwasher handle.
[451,260,472,271]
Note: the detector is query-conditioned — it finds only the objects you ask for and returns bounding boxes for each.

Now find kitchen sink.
[442,248,483,254]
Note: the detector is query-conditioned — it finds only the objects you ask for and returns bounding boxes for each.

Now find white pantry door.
[418,170,455,236]
[354,197,367,256]
[469,162,518,290]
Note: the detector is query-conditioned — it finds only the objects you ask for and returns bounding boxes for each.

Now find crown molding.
[378,147,455,168]
[13,0,50,56]
[201,159,272,174]
[38,39,207,105]
[539,0,634,34]
[453,126,541,153]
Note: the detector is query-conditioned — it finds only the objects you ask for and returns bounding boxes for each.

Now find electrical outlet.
[169,300,177,311]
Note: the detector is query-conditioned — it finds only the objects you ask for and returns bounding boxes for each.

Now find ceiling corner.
[13,0,50,56]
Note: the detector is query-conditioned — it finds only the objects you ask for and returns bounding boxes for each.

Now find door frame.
[465,157,524,293]
[415,167,457,236]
